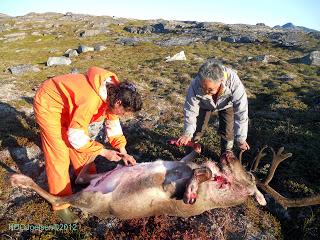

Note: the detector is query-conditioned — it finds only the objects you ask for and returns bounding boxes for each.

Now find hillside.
[0,12,319,239]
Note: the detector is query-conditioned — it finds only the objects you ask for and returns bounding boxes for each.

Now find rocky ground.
[0,12,319,239]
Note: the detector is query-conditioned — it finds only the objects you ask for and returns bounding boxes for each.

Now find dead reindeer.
[9,143,319,220]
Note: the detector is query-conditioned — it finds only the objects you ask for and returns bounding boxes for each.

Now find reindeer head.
[219,151,267,205]
[176,140,319,208]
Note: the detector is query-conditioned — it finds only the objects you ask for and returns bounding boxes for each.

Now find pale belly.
[83,160,174,193]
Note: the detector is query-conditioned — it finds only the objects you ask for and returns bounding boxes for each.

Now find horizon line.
[0,10,319,31]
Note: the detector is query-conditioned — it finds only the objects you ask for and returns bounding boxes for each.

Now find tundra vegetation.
[0,12,319,239]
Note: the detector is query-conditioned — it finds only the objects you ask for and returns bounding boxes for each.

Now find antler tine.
[250,145,268,171]
[257,182,320,209]
[239,150,244,164]
[256,147,320,209]
[263,147,292,185]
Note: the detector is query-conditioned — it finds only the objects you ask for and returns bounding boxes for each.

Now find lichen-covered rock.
[47,56,72,66]
[156,37,200,46]
[3,32,26,42]
[79,29,102,37]
[8,64,40,75]
[299,51,320,66]
[248,55,280,63]
[77,45,94,53]
[116,37,151,46]
[64,48,79,57]
[94,44,107,51]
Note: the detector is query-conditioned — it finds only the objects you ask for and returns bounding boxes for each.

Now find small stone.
[47,56,72,66]
[64,49,79,58]
[165,51,187,62]
[94,44,107,51]
[77,45,94,53]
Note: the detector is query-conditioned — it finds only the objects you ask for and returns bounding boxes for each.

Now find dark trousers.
[193,107,234,153]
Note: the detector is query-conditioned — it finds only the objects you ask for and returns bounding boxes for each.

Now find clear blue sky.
[1,0,319,30]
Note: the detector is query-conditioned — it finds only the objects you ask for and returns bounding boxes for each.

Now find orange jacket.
[38,66,127,154]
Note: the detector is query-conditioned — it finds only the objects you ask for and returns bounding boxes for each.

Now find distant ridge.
[1,11,318,32]
[273,22,318,33]
[0,13,11,18]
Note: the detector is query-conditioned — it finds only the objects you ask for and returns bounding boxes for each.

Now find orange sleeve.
[67,97,104,155]
[105,113,127,150]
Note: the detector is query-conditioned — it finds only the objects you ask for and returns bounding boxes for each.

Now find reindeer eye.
[249,172,255,181]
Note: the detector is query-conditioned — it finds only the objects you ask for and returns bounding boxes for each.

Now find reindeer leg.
[75,155,104,184]
[10,173,95,209]
[180,150,199,163]
[10,173,65,207]
[183,167,212,204]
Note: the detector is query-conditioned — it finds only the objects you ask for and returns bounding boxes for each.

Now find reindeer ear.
[254,190,267,206]
[220,152,230,165]
[225,151,236,164]
[220,157,227,165]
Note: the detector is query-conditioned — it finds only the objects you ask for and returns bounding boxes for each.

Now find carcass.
[10,143,319,219]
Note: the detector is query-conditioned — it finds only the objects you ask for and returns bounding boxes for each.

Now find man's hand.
[176,135,192,146]
[100,149,122,161]
[238,141,250,151]
[118,153,137,166]
[118,147,137,166]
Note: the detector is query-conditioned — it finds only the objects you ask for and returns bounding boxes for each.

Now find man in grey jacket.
[177,59,250,153]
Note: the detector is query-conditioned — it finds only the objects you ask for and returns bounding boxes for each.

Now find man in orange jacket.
[33,66,142,222]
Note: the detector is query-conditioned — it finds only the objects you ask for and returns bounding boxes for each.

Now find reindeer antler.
[238,150,244,164]
[262,147,292,185]
[250,145,268,171]
[253,146,320,209]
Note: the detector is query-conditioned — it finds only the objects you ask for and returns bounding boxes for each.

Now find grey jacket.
[183,66,248,142]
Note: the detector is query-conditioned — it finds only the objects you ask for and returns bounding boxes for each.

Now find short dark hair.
[198,59,224,83]
[107,81,142,112]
